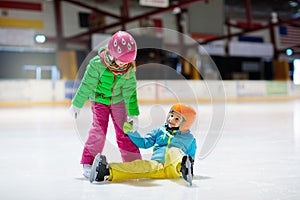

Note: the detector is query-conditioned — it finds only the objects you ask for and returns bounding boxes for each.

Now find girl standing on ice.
[69,31,142,178]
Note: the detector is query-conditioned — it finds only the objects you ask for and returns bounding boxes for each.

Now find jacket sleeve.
[126,129,158,149]
[121,69,139,116]
[186,138,197,160]
[72,57,100,108]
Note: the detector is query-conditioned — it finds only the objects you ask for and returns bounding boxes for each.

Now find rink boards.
[0,80,300,106]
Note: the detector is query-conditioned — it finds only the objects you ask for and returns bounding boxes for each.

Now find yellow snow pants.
[107,148,185,182]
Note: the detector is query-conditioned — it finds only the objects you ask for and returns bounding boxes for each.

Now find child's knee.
[164,147,184,166]
[168,147,184,157]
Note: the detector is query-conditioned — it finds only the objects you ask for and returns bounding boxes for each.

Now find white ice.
[0,100,300,200]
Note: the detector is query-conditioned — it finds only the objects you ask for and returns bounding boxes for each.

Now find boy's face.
[167,111,183,128]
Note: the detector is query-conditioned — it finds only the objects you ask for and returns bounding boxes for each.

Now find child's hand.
[127,116,138,131]
[69,104,81,119]
[123,122,133,134]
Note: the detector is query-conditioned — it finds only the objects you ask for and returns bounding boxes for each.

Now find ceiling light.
[34,34,46,44]
[289,1,298,7]
[286,48,294,56]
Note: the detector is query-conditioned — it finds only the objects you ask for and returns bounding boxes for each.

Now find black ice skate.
[89,153,110,183]
[181,155,194,186]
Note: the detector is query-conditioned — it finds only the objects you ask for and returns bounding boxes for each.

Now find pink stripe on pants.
[81,101,141,164]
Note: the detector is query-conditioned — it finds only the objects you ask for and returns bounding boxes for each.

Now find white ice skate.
[82,164,91,178]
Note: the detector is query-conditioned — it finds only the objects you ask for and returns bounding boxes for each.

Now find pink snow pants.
[80,101,141,164]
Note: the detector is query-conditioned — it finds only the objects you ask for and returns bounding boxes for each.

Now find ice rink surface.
[1,100,300,200]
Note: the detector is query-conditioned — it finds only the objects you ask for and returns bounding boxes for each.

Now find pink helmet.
[108,31,137,63]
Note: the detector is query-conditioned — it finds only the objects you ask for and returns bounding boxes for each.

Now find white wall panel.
[0,28,35,46]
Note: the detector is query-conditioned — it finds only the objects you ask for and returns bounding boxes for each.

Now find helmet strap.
[105,50,116,65]
[165,123,179,132]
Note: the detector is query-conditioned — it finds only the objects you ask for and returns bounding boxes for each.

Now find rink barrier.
[1,96,300,107]
[0,80,299,106]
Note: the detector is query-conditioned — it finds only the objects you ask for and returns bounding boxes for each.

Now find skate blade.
[89,153,101,183]
[185,157,193,186]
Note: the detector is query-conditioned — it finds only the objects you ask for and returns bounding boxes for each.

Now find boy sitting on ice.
[89,103,197,186]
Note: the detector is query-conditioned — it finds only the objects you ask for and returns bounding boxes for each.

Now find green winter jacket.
[72,51,139,116]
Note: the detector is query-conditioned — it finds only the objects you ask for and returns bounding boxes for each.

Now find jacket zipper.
[163,130,176,162]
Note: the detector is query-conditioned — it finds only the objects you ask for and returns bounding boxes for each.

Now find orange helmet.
[168,103,196,132]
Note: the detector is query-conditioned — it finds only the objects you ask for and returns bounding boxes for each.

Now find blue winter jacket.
[127,124,197,163]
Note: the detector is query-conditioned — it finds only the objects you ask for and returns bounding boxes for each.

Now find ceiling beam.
[64,0,206,42]
[62,0,122,19]
[0,0,42,11]
[200,17,300,45]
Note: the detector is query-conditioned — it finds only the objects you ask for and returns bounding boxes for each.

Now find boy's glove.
[123,122,133,134]
[127,116,138,132]
[69,104,81,119]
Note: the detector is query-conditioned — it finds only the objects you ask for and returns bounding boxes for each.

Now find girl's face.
[115,59,129,67]
[167,111,183,128]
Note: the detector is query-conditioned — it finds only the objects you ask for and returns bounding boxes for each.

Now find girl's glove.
[69,104,81,119]
[127,116,138,132]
